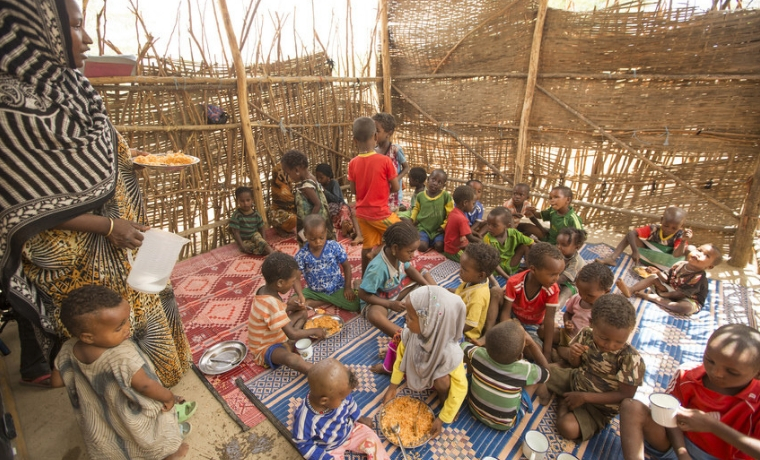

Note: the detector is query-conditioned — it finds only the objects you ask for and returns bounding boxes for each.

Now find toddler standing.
[293,359,390,460]
[522,185,583,244]
[373,113,409,213]
[229,186,274,255]
[281,150,335,242]
[52,285,189,460]
[411,169,453,253]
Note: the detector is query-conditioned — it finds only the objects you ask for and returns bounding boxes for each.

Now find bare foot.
[616,278,632,297]
[370,363,390,375]
[596,257,616,266]
[164,442,189,460]
[537,385,552,406]
[351,235,364,246]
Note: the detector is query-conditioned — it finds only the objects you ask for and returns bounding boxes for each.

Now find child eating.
[522,185,583,244]
[462,319,550,431]
[556,227,588,307]
[293,358,390,460]
[229,186,274,255]
[482,206,534,280]
[295,215,359,312]
[281,150,335,242]
[358,221,435,337]
[597,206,691,267]
[382,286,468,439]
[620,324,760,460]
[411,168,453,253]
[455,243,501,342]
[616,243,722,315]
[546,294,645,441]
[443,185,481,262]
[52,285,189,460]
[248,252,326,374]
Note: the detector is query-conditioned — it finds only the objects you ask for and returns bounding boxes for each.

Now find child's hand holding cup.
[649,393,681,428]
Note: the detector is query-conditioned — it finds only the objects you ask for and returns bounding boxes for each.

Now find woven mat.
[233,243,754,459]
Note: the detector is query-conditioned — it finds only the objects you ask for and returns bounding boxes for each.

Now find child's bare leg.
[526,383,552,406]
[432,374,451,403]
[483,286,503,335]
[270,346,312,374]
[637,293,697,315]
[305,299,328,309]
[361,248,371,275]
[418,240,431,253]
[556,401,582,440]
[164,443,189,460]
[510,244,530,269]
[366,304,400,337]
[433,239,444,253]
[616,276,659,298]
[518,223,546,240]
[288,309,308,329]
[597,234,632,266]
[620,398,670,460]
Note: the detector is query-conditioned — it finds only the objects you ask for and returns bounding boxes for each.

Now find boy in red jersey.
[620,324,760,460]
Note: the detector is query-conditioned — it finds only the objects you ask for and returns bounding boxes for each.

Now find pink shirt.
[564,294,592,339]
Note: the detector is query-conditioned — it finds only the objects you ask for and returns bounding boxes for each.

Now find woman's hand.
[107,219,149,250]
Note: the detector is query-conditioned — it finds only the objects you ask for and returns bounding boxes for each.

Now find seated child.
[382,286,468,439]
[281,149,335,242]
[411,168,453,253]
[229,186,274,255]
[505,182,533,230]
[248,252,326,374]
[462,319,550,431]
[52,285,189,460]
[295,215,359,312]
[597,206,691,267]
[487,243,564,363]
[482,206,534,279]
[397,166,427,218]
[358,221,435,337]
[522,185,583,245]
[616,243,722,315]
[373,112,409,213]
[546,294,645,441]
[465,179,486,237]
[619,324,760,460]
[554,263,614,359]
[314,163,362,244]
[556,227,588,307]
[443,185,481,262]
[293,358,390,460]
[456,243,501,342]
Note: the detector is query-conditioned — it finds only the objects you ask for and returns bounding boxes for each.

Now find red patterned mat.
[172,230,448,428]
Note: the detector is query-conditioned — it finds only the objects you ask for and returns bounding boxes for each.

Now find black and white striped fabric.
[0,0,117,316]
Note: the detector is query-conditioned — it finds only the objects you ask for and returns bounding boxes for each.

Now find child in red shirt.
[620,324,760,460]
[444,185,481,262]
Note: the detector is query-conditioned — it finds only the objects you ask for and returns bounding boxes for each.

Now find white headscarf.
[399,286,466,391]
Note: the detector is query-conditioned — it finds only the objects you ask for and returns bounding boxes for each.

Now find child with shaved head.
[293,358,390,460]
[620,324,760,460]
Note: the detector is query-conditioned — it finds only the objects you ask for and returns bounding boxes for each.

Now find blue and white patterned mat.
[242,243,754,459]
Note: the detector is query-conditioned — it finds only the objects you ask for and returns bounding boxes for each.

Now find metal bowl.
[197,340,247,375]
[304,314,345,338]
[377,396,435,448]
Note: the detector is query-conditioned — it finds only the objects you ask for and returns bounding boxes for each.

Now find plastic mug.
[557,454,580,460]
[295,338,314,360]
[481,457,499,460]
[650,393,681,428]
[522,430,549,460]
[126,229,189,294]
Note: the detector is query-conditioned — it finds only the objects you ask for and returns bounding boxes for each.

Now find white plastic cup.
[557,454,580,460]
[126,229,189,294]
[295,338,313,360]
[522,430,549,460]
[650,393,681,428]
[481,457,499,460]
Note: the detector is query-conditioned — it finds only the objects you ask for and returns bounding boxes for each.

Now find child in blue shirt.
[466,179,486,237]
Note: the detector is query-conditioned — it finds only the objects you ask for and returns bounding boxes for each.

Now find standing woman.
[0,0,191,387]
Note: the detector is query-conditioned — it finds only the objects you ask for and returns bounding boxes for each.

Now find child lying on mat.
[293,359,390,460]
[546,294,645,441]
[597,206,691,267]
[462,320,550,431]
[616,244,722,316]
[383,286,468,439]
[248,253,326,375]
[295,215,359,312]
[620,324,760,460]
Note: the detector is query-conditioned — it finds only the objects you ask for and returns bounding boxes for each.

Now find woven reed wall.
[387,0,760,253]
[93,53,375,256]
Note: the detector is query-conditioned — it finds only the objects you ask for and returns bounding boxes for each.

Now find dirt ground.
[1,228,757,460]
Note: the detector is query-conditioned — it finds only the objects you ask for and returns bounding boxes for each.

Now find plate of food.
[304,314,344,338]
[378,396,435,448]
[197,340,247,375]
[132,152,200,170]
[631,265,656,279]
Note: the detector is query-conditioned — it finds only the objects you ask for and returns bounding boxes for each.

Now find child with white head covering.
[382,286,468,438]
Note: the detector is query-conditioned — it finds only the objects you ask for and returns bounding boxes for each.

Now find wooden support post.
[380,0,393,112]
[217,0,267,224]
[514,0,549,185]
[729,161,760,267]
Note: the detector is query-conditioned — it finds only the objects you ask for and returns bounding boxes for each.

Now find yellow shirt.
[456,280,490,341]
[390,341,467,423]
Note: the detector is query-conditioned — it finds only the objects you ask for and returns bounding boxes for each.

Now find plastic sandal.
[179,422,192,439]
[175,401,197,423]
[19,373,51,388]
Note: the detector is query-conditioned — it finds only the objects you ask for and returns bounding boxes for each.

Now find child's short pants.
[546,366,614,441]
[358,214,400,250]
[419,231,444,247]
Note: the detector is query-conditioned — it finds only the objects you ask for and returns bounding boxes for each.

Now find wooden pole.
[380,0,393,112]
[217,0,267,224]
[514,0,549,185]
[729,160,760,267]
